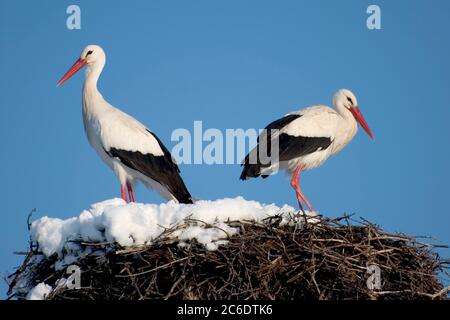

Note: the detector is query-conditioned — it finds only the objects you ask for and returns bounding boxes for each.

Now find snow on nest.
[26,282,53,300]
[31,197,317,269]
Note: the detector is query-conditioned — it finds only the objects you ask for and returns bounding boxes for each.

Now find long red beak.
[349,106,374,140]
[56,58,87,87]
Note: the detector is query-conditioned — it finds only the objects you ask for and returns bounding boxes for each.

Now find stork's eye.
[346,97,353,104]
[86,50,93,56]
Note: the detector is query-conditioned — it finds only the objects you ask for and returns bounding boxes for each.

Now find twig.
[115,256,190,278]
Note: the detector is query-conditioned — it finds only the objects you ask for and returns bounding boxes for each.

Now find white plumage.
[284,106,339,138]
[58,45,192,204]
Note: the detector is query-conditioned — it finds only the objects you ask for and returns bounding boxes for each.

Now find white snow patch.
[31,197,317,268]
[26,282,52,300]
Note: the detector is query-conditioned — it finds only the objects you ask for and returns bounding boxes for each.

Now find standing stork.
[240,89,374,212]
[57,45,192,204]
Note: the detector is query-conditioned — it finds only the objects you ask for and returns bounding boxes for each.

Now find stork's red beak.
[349,106,374,140]
[56,58,87,87]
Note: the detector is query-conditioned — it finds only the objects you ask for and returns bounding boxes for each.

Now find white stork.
[240,89,374,212]
[57,45,193,204]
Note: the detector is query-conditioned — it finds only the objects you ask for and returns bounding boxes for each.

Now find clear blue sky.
[1,0,449,297]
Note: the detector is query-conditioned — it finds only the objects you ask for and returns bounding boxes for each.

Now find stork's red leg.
[290,164,315,212]
[290,165,304,211]
[127,182,135,203]
[121,184,128,203]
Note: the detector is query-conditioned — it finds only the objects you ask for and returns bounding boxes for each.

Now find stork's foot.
[294,181,315,213]
[301,194,315,213]
[295,193,306,213]
[293,210,306,224]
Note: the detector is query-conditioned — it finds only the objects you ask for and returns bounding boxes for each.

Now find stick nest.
[7,214,450,300]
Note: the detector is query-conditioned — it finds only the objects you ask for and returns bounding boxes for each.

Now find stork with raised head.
[240,89,374,212]
[57,45,193,204]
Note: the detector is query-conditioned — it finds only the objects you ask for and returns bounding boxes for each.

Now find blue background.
[1,0,449,297]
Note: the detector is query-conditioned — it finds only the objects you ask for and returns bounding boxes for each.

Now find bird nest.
[7,214,450,300]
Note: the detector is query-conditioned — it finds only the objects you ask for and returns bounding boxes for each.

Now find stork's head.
[334,89,374,140]
[80,45,105,65]
[57,44,106,87]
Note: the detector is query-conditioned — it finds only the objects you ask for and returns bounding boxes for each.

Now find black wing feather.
[107,130,192,204]
[278,134,332,161]
[240,114,332,180]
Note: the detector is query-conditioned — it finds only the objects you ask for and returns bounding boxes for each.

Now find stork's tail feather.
[239,163,262,180]
[176,193,193,204]
[170,180,193,204]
